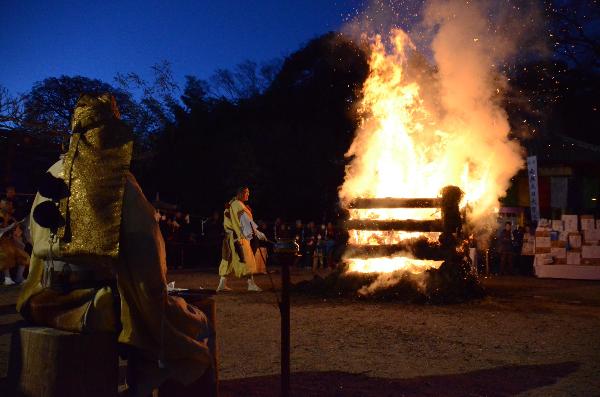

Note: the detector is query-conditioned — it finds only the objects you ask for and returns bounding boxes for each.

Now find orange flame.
[341,28,523,274]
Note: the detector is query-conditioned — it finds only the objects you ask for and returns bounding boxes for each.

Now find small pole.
[281,258,290,397]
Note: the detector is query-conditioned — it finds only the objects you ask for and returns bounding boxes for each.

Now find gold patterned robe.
[17,93,211,394]
[17,161,211,391]
[218,198,256,277]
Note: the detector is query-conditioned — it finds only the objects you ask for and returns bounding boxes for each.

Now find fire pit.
[344,185,464,264]
[294,185,483,303]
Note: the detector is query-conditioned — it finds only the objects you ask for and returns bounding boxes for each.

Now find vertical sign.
[527,155,540,223]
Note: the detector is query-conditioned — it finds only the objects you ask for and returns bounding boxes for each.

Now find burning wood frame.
[344,185,464,266]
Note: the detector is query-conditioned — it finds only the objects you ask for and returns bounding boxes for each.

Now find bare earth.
[1,269,600,396]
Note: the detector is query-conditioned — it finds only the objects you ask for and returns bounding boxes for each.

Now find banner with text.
[527,155,540,222]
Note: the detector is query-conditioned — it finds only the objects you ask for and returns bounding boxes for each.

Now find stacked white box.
[551,247,567,259]
[582,245,600,259]
[567,252,581,265]
[562,215,578,232]
[551,220,564,231]
[580,215,595,231]
[583,229,600,244]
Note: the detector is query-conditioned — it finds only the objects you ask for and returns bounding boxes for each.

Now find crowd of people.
[491,222,535,276]
[154,204,345,271]
[2,183,538,282]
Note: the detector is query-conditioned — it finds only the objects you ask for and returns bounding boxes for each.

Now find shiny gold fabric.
[18,94,210,393]
[58,93,133,266]
[19,166,211,392]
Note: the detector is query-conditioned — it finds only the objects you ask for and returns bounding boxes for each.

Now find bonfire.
[296,23,523,302]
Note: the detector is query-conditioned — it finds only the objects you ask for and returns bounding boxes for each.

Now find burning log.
[345,240,446,260]
[348,197,441,209]
[343,185,464,276]
[344,219,443,232]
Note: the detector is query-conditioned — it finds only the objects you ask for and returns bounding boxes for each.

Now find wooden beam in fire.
[345,243,446,260]
[348,197,441,209]
[344,219,444,232]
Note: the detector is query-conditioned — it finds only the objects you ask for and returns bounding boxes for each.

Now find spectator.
[0,200,16,227]
[277,221,291,239]
[5,186,29,220]
[0,222,29,285]
[324,222,338,268]
[512,225,525,275]
[312,224,327,272]
[292,219,305,267]
[498,221,514,275]
[520,224,535,276]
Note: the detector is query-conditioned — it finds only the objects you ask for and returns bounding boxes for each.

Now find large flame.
[341,27,523,275]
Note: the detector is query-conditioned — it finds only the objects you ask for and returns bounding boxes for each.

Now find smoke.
[424,0,544,233]
[341,0,544,240]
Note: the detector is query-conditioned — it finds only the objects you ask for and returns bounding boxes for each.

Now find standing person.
[324,222,337,268]
[5,186,29,221]
[217,186,266,292]
[512,225,525,275]
[520,224,535,276]
[498,221,514,275]
[292,219,305,267]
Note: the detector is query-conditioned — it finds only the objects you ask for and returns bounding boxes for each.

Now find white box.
[551,220,564,231]
[535,253,554,265]
[567,252,581,265]
[535,236,551,248]
[551,247,567,259]
[559,231,569,242]
[568,234,582,248]
[582,245,600,259]
[583,229,600,244]
[581,216,595,231]
[562,215,578,232]
[539,218,551,228]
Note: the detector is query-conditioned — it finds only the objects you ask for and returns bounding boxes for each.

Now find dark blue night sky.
[1,0,367,95]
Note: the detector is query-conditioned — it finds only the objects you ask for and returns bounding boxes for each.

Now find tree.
[150,32,369,218]
[208,59,282,102]
[23,75,136,135]
[546,0,600,69]
[0,85,24,130]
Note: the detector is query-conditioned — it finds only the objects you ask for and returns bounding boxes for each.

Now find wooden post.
[281,258,290,397]
[17,327,118,397]
[271,239,298,397]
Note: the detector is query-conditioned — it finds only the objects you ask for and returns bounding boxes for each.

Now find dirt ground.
[1,268,599,396]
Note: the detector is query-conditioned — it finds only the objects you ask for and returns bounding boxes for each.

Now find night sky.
[1,0,367,95]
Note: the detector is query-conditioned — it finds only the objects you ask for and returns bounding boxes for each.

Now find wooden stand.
[16,327,118,397]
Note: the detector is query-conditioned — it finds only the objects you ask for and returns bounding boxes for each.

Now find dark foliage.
[149,32,369,219]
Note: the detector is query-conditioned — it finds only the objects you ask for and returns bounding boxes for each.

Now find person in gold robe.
[17,93,213,396]
[217,186,266,292]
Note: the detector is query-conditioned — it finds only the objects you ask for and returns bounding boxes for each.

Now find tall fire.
[338,26,523,293]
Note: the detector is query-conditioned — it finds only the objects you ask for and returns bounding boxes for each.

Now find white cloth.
[240,213,266,240]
